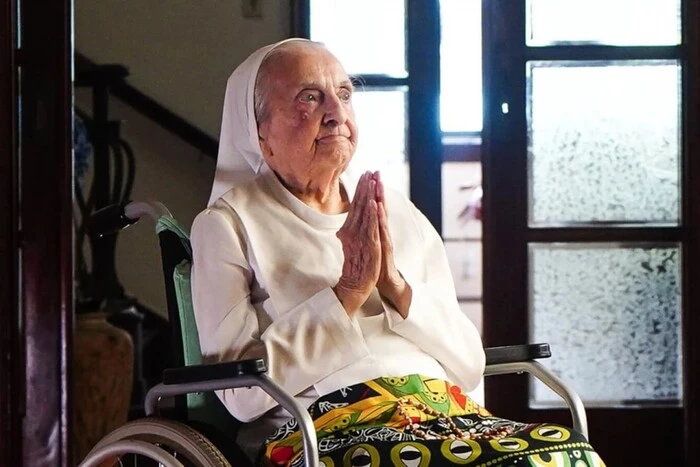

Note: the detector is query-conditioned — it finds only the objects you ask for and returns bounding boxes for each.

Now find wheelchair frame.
[79,201,588,467]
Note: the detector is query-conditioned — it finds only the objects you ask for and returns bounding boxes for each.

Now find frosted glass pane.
[528,61,681,225]
[310,0,406,77]
[440,0,482,132]
[530,244,682,407]
[442,162,482,239]
[349,88,408,196]
[527,0,681,46]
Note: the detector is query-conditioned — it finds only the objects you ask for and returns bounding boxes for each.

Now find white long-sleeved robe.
[190,165,484,457]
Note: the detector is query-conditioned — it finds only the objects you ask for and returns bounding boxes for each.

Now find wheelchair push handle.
[88,201,173,238]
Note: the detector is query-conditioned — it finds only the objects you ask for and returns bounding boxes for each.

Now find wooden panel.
[19,0,73,465]
[682,0,700,461]
[0,0,22,464]
[481,0,529,350]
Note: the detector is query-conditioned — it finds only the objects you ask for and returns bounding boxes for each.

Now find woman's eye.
[300,93,317,103]
[339,91,352,102]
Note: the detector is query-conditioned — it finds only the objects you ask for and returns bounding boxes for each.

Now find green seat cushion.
[173,259,239,434]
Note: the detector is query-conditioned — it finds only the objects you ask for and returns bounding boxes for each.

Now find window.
[298,0,484,231]
[296,0,485,403]
[440,0,482,133]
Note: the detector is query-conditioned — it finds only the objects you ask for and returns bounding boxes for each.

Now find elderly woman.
[191,39,604,467]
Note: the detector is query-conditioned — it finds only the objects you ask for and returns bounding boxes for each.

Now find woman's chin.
[320,144,354,162]
[310,156,348,175]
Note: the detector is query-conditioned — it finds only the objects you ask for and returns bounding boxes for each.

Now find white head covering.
[208,38,310,206]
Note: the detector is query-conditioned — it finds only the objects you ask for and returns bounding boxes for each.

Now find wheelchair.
[79,200,589,467]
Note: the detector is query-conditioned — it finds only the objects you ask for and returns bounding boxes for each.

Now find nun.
[191,39,603,467]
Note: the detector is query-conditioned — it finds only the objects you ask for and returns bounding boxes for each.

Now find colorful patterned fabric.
[262,375,605,467]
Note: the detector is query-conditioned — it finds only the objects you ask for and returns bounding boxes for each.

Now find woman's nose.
[322,94,348,127]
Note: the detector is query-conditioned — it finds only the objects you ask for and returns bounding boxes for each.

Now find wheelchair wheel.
[80,417,231,467]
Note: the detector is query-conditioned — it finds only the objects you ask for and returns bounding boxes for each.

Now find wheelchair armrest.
[483,344,588,440]
[161,358,267,385]
[484,343,551,365]
[147,365,320,465]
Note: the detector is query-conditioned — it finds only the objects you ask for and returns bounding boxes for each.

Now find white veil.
[207,38,310,206]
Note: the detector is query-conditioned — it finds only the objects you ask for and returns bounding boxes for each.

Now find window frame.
[482,1,695,464]
[292,0,479,232]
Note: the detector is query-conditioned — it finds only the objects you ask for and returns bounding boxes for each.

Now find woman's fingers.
[336,171,404,315]
[343,172,366,231]
[359,172,374,209]
[348,172,374,232]
[378,200,399,281]
[367,198,379,242]
[360,187,379,239]
[335,195,382,315]
[377,200,388,237]
[348,172,371,230]
[378,201,393,259]
[374,171,385,204]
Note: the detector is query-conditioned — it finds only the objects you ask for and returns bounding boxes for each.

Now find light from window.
[309,0,406,77]
[440,0,483,133]
[349,88,409,196]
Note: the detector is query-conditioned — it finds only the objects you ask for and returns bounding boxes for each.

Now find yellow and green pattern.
[262,375,604,467]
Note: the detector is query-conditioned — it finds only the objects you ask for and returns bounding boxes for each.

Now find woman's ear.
[258,136,274,161]
[258,123,274,160]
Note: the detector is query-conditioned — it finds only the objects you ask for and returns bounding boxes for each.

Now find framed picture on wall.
[444,240,482,300]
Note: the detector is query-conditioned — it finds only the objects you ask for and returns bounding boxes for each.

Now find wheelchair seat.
[79,201,588,467]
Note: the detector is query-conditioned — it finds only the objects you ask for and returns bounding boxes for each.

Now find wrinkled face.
[256,44,358,188]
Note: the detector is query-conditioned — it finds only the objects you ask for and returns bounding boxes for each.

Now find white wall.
[75,0,292,137]
[75,89,215,318]
[74,1,291,317]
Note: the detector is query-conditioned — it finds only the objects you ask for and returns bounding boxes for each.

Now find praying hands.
[334,171,412,317]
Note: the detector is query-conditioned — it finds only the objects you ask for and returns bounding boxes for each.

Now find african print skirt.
[262,375,605,467]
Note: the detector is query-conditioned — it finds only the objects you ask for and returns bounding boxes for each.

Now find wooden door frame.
[682,0,700,461]
[0,0,22,462]
[16,0,74,464]
[482,0,697,464]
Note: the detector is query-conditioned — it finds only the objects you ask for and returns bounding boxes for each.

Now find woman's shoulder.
[190,199,239,243]
[192,177,267,233]
[192,173,292,244]
[204,176,271,215]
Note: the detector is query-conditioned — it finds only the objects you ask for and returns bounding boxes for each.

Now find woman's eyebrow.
[297,80,354,91]
[298,81,322,91]
[340,80,354,91]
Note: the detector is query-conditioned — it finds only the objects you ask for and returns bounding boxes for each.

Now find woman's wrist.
[380,277,412,319]
[333,282,363,316]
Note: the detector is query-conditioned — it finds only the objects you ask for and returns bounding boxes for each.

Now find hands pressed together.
[334,171,412,318]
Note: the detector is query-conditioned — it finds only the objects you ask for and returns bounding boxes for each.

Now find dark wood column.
[19,0,74,464]
[0,0,21,462]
